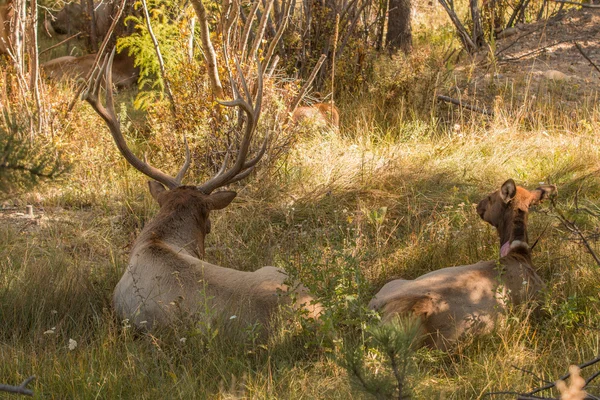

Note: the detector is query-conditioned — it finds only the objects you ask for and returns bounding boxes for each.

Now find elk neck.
[137,199,208,258]
[498,208,530,257]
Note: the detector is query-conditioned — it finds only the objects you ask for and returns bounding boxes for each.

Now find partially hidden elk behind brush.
[82,51,322,333]
[291,102,339,130]
[369,179,556,350]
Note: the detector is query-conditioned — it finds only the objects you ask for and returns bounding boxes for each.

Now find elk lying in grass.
[291,102,339,129]
[369,179,556,350]
[83,51,321,331]
[42,51,138,88]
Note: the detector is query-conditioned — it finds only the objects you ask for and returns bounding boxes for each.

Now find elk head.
[476,179,556,256]
[82,49,267,257]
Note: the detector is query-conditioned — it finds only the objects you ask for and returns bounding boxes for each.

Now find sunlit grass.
[2,39,600,399]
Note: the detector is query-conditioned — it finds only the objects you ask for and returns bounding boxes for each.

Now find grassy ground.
[2,32,600,400]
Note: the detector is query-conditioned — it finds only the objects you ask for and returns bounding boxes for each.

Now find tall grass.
[2,40,600,399]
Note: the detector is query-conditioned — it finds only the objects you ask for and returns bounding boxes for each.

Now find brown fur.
[113,184,322,331]
[0,3,12,56]
[291,103,339,128]
[369,180,556,350]
[51,1,124,47]
[41,51,139,88]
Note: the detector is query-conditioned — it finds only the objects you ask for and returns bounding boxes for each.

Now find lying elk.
[291,102,339,129]
[83,51,321,330]
[42,51,139,88]
[369,179,556,350]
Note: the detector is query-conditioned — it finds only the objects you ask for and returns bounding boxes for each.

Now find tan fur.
[369,180,556,350]
[41,51,139,88]
[291,103,339,128]
[0,3,12,55]
[113,185,321,331]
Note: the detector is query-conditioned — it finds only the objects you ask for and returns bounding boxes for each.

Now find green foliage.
[342,316,421,400]
[0,118,66,193]
[117,0,187,110]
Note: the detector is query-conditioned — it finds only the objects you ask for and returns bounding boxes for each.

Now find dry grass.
[2,34,600,399]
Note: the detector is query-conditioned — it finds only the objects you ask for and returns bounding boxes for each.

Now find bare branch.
[551,198,600,268]
[191,0,225,98]
[39,32,82,55]
[239,0,261,60]
[140,0,177,114]
[263,0,292,69]
[0,376,35,397]
[574,42,600,74]
[437,95,494,116]
[248,0,274,61]
[290,54,327,112]
[66,0,127,114]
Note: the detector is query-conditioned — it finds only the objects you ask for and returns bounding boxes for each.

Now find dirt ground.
[455,7,600,107]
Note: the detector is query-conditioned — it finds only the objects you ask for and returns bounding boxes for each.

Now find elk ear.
[500,179,517,203]
[148,181,168,205]
[207,191,237,210]
[531,184,557,205]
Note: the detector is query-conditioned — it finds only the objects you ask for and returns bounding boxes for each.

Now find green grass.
[2,42,600,399]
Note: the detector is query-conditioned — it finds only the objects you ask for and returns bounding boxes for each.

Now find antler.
[82,49,191,190]
[197,58,267,194]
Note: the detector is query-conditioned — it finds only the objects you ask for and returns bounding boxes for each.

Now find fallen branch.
[436,95,494,116]
[548,0,600,7]
[574,42,600,74]
[0,376,35,397]
[495,26,542,57]
[498,38,582,63]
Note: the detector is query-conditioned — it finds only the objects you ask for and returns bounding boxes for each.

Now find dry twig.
[437,95,494,116]
[0,376,35,397]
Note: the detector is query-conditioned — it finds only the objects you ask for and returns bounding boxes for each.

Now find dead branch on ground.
[436,95,494,116]
[0,376,35,397]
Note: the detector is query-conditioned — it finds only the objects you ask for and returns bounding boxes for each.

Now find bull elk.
[291,102,339,129]
[83,51,321,330]
[369,179,556,350]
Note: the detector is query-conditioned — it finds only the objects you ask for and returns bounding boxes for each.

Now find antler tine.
[174,135,192,184]
[82,48,188,190]
[234,57,252,104]
[197,60,265,194]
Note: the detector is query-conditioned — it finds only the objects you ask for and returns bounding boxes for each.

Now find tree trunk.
[470,0,484,49]
[386,0,412,54]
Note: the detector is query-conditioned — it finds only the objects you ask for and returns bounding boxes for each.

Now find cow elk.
[291,102,339,129]
[82,51,321,331]
[369,179,556,350]
[42,51,138,88]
